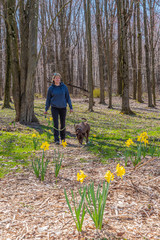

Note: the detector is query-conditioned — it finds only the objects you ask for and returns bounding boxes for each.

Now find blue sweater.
[45,83,73,111]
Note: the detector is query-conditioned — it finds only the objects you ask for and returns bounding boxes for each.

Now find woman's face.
[53,76,61,86]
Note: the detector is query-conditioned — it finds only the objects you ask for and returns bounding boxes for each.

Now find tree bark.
[7,0,39,122]
[116,0,122,96]
[116,0,133,114]
[137,0,143,103]
[143,0,153,107]
[0,4,3,101]
[83,0,93,111]
[41,0,47,98]
[149,0,156,106]
[133,3,137,100]
[3,2,11,108]
[95,0,105,104]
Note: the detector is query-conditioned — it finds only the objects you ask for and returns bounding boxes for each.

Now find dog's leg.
[86,130,89,143]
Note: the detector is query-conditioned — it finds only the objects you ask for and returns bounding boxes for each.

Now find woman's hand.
[44,111,48,115]
[70,109,73,113]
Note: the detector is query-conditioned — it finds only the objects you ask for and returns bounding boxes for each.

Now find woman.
[44,73,73,145]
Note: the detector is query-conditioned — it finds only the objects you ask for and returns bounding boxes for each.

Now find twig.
[134,157,157,169]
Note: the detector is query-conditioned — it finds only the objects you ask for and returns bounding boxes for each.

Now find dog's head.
[75,128,85,144]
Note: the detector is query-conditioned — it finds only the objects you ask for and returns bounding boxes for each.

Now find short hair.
[52,73,62,81]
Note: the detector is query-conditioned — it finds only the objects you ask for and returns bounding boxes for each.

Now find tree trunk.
[0,4,3,100]
[95,0,105,104]
[104,0,112,108]
[83,0,93,111]
[116,0,133,114]
[41,0,47,98]
[7,0,39,122]
[7,0,21,120]
[137,0,143,103]
[133,3,137,100]
[143,0,153,107]
[3,3,11,108]
[22,0,39,122]
[116,0,122,96]
[149,0,156,106]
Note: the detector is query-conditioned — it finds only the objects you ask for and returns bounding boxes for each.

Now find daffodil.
[125,138,134,147]
[137,132,148,143]
[77,170,87,183]
[104,170,114,183]
[61,140,67,147]
[32,133,36,138]
[50,117,53,121]
[141,132,148,138]
[40,141,50,151]
[116,163,125,179]
[48,130,52,134]
[93,134,96,137]
[143,138,148,146]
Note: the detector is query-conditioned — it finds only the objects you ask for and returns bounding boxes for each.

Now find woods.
[0,0,160,119]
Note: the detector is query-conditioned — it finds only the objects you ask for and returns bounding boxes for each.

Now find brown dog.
[74,119,90,144]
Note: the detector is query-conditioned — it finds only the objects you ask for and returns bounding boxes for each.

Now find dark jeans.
[51,107,67,142]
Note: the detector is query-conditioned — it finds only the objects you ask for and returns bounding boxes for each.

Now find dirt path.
[0,126,160,239]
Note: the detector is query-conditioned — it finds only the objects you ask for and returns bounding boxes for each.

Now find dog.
[74,118,90,144]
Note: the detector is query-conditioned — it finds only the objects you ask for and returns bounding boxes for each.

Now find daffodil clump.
[65,164,125,232]
[137,132,149,146]
[32,141,50,181]
[32,133,40,150]
[124,132,153,166]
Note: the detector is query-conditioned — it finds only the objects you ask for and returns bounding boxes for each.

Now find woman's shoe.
[55,141,60,145]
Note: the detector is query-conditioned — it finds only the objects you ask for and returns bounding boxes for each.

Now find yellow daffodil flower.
[77,170,87,183]
[104,170,114,183]
[50,117,53,121]
[143,138,149,146]
[125,138,134,147]
[93,134,96,137]
[137,132,149,143]
[116,163,125,179]
[141,132,148,138]
[61,140,67,147]
[32,133,36,138]
[40,141,50,151]
[48,130,52,133]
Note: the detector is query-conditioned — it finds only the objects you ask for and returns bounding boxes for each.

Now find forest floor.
[0,96,160,240]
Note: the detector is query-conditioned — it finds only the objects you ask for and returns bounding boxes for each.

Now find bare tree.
[83,0,93,111]
[95,0,105,104]
[41,0,47,98]
[0,4,3,100]
[116,0,134,114]
[7,0,39,122]
[143,0,154,107]
[137,0,143,103]
[149,0,156,105]
[2,1,11,108]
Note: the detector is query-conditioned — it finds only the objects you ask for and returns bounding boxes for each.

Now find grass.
[0,97,160,178]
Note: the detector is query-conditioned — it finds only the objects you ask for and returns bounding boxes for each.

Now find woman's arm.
[65,86,73,110]
[45,88,51,112]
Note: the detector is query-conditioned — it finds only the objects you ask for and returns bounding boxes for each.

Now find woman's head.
[52,73,62,86]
